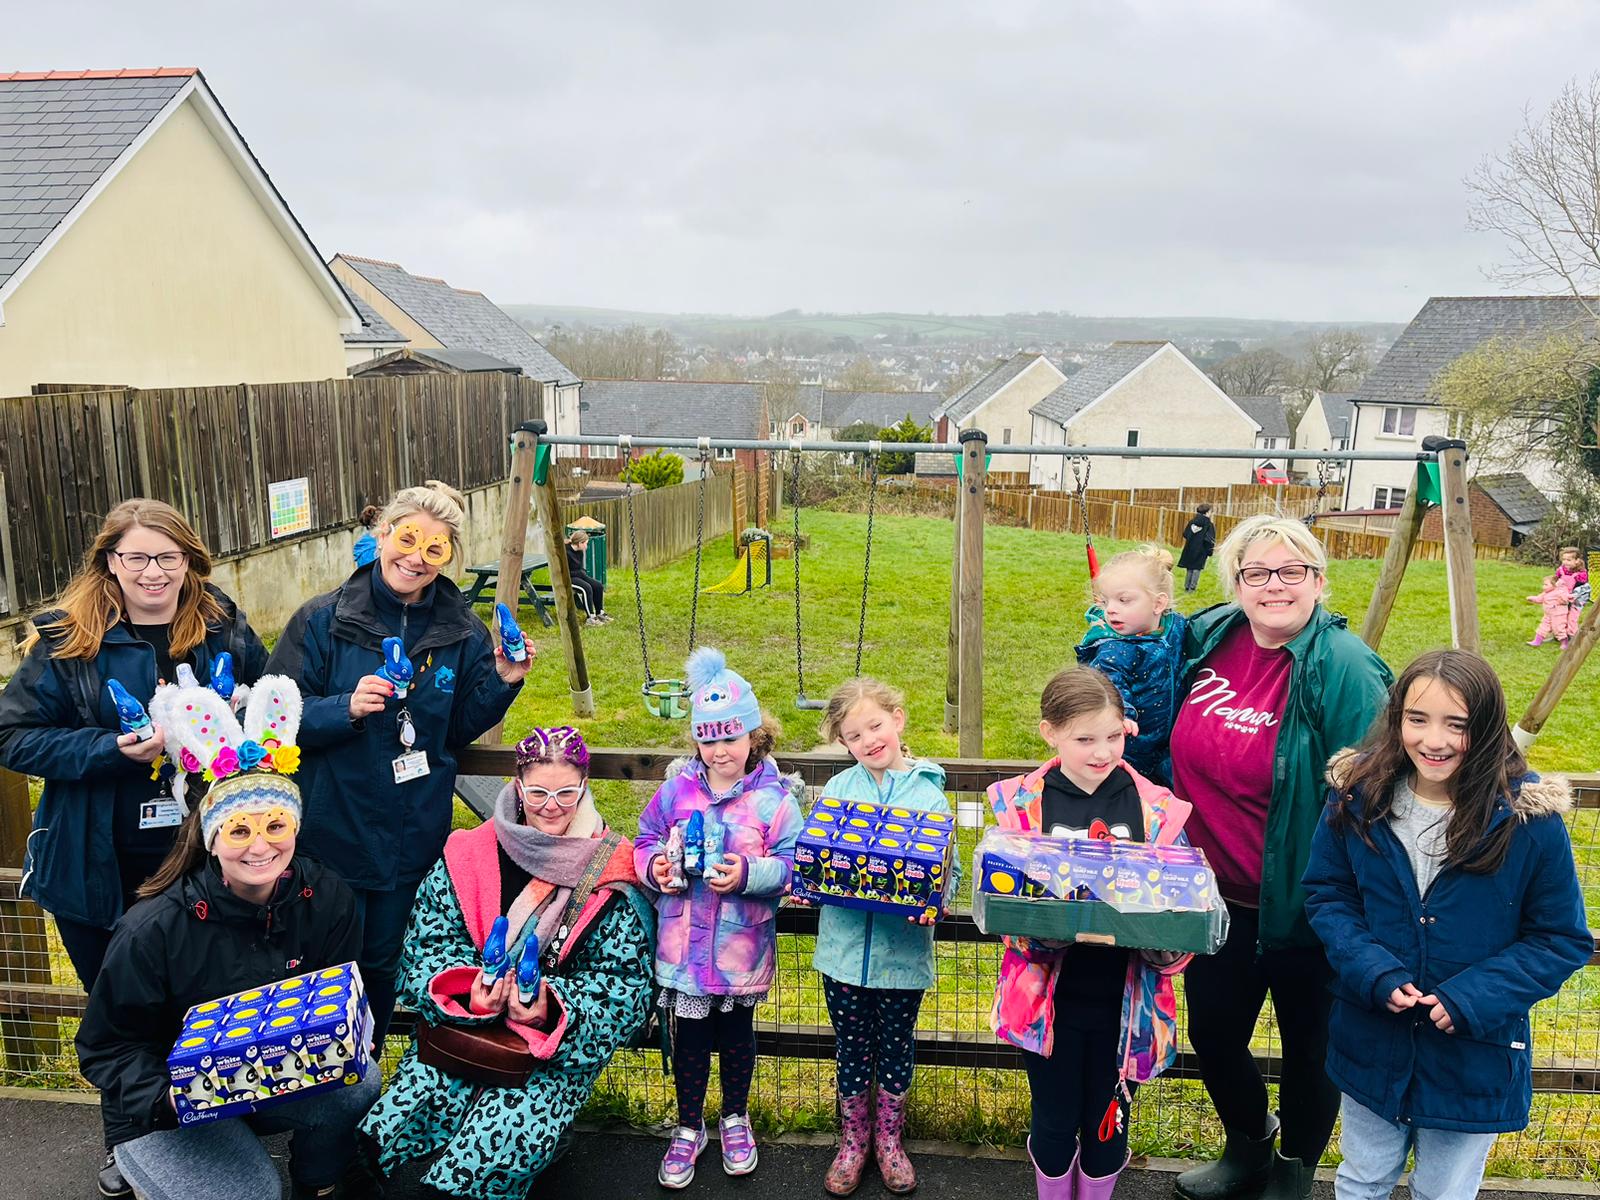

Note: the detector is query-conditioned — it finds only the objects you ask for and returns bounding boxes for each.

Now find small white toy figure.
[178,1063,224,1110]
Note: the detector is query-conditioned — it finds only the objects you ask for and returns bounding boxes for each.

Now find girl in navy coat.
[1304,649,1589,1200]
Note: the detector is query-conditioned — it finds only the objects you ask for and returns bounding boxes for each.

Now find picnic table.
[461,553,555,627]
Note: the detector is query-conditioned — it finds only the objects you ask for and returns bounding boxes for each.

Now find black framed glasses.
[110,550,188,571]
[1235,563,1319,588]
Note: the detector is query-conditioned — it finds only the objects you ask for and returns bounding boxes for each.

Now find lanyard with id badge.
[379,636,431,785]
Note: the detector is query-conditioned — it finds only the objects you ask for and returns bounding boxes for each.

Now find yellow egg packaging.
[792,796,954,920]
[168,961,371,1124]
[973,830,1228,954]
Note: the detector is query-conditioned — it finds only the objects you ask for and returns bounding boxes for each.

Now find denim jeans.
[114,1058,381,1198]
[352,880,424,1049]
[1184,567,1203,592]
[1335,1094,1497,1200]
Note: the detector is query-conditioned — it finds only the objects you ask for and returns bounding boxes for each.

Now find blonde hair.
[1040,666,1124,730]
[1093,543,1174,603]
[1215,514,1329,600]
[1559,545,1581,559]
[31,499,223,660]
[820,677,907,744]
[377,480,467,568]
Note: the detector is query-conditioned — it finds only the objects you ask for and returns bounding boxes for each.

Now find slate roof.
[336,254,579,385]
[1030,341,1169,427]
[0,69,194,289]
[1317,391,1356,440]
[791,385,936,431]
[1475,472,1553,532]
[338,282,407,345]
[1233,395,1290,441]
[580,379,765,440]
[1355,296,1600,409]
[351,347,519,374]
[932,351,1046,423]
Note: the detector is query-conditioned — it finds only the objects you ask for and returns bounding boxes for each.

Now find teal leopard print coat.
[362,853,654,1200]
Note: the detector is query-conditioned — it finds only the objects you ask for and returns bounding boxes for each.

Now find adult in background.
[0,498,267,1198]
[1178,502,1216,593]
[362,726,652,1200]
[267,480,532,1048]
[565,529,611,625]
[1169,515,1392,1200]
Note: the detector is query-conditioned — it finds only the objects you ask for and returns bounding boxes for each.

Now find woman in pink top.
[1169,516,1391,1200]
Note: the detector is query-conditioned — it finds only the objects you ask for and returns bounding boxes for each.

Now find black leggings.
[1183,902,1339,1164]
[822,977,923,1098]
[672,1004,757,1129]
[1023,1014,1133,1179]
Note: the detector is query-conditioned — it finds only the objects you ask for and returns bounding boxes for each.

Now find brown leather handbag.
[415,834,621,1088]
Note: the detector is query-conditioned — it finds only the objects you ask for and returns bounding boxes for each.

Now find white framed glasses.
[515,778,585,811]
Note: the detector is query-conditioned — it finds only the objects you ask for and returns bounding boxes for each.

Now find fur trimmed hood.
[1325,747,1571,821]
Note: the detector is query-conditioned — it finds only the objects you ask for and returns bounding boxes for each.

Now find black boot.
[1173,1114,1278,1200]
[1258,1150,1315,1200]
[97,1152,132,1199]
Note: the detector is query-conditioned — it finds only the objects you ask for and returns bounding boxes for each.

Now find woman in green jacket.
[1168,516,1392,1200]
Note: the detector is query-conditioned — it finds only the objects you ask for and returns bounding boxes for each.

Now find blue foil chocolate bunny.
[376,636,414,700]
[107,678,154,742]
[495,603,528,664]
[516,934,542,1005]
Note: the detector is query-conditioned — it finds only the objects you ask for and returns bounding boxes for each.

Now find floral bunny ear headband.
[155,676,304,845]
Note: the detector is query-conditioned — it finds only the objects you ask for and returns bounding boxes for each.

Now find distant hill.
[504,304,1405,347]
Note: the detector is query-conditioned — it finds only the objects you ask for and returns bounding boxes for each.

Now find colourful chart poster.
[269,477,312,539]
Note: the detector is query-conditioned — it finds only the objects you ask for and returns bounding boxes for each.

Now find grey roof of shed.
[1317,391,1356,439]
[1030,341,1169,427]
[0,71,192,288]
[1232,395,1290,440]
[335,254,580,385]
[933,352,1046,422]
[1355,296,1600,409]
[351,347,518,374]
[1475,472,1553,532]
[580,379,766,440]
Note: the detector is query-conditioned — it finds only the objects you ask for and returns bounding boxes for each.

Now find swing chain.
[623,444,654,685]
[1306,458,1332,525]
[1070,456,1093,543]
[687,445,710,652]
[855,448,881,677]
[791,449,808,698]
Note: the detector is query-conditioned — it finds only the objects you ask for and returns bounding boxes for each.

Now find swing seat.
[642,679,692,719]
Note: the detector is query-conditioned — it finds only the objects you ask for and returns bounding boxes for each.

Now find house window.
[1373,485,1407,509]
[589,443,618,460]
[1527,415,1558,441]
[716,447,737,462]
[1002,427,1012,444]
[1380,407,1416,436]
[1259,436,1280,451]
[769,421,779,436]
[1126,429,1140,448]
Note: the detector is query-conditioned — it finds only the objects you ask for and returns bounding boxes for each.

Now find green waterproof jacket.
[1180,603,1392,951]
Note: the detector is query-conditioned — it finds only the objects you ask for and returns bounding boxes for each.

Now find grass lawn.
[483,507,1600,1178]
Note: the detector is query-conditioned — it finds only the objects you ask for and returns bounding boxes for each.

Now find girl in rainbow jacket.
[988,666,1196,1200]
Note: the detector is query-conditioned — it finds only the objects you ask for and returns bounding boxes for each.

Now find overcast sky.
[12,1,1600,322]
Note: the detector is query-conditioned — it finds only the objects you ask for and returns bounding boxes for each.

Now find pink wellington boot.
[1073,1150,1129,1200]
[825,1091,873,1196]
[873,1088,917,1194]
[1028,1137,1077,1199]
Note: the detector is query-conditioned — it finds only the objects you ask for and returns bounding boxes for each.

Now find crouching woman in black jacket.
[76,677,381,1200]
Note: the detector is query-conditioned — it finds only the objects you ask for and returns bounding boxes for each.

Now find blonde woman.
[266,481,533,1047]
[1169,516,1392,1200]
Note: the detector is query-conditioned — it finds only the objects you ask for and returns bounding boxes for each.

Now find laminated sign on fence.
[268,478,312,539]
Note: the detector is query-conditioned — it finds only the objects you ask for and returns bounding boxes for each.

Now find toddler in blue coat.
[1304,649,1589,1200]
[1074,544,1186,785]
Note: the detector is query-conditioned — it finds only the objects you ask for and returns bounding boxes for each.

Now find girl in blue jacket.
[1304,649,1589,1200]
[807,678,958,1196]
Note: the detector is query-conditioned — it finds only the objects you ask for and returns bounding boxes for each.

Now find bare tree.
[1299,329,1370,394]
[1467,74,1600,307]
[1208,347,1292,397]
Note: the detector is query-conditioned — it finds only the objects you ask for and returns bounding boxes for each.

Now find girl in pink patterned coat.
[988,666,1197,1200]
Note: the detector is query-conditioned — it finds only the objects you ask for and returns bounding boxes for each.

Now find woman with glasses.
[0,498,267,1197]
[267,481,532,1049]
[361,726,653,1200]
[1169,515,1392,1200]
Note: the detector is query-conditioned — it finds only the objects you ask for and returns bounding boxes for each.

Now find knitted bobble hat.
[685,646,762,743]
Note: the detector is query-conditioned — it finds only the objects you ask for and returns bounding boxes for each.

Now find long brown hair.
[1039,666,1124,730]
[1330,649,1525,875]
[30,499,223,660]
[137,806,208,898]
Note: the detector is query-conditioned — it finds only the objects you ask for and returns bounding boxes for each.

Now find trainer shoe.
[719,1113,759,1176]
[659,1124,708,1189]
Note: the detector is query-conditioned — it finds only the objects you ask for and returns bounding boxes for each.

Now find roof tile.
[1031,342,1168,426]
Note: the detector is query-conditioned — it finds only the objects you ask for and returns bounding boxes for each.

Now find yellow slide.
[702,540,771,595]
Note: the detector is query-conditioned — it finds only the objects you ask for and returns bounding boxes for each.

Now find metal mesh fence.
[3,803,1598,1180]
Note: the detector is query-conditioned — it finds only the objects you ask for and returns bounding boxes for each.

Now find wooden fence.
[986,489,1517,563]
[564,473,734,572]
[0,374,546,614]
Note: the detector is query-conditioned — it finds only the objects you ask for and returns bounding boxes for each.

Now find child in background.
[1075,544,1187,785]
[987,666,1195,1200]
[807,678,959,1196]
[1305,650,1589,1200]
[634,648,804,1190]
[351,504,380,568]
[1525,569,1577,649]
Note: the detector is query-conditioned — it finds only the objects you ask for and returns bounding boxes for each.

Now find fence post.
[945,528,961,734]
[529,423,595,718]
[957,431,987,758]
[0,765,55,1072]
[0,473,15,616]
[1109,503,1118,540]
[1358,482,1426,652]
[1513,596,1600,749]
[1435,440,1480,653]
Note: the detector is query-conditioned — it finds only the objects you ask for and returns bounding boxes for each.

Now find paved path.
[0,1097,1580,1199]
